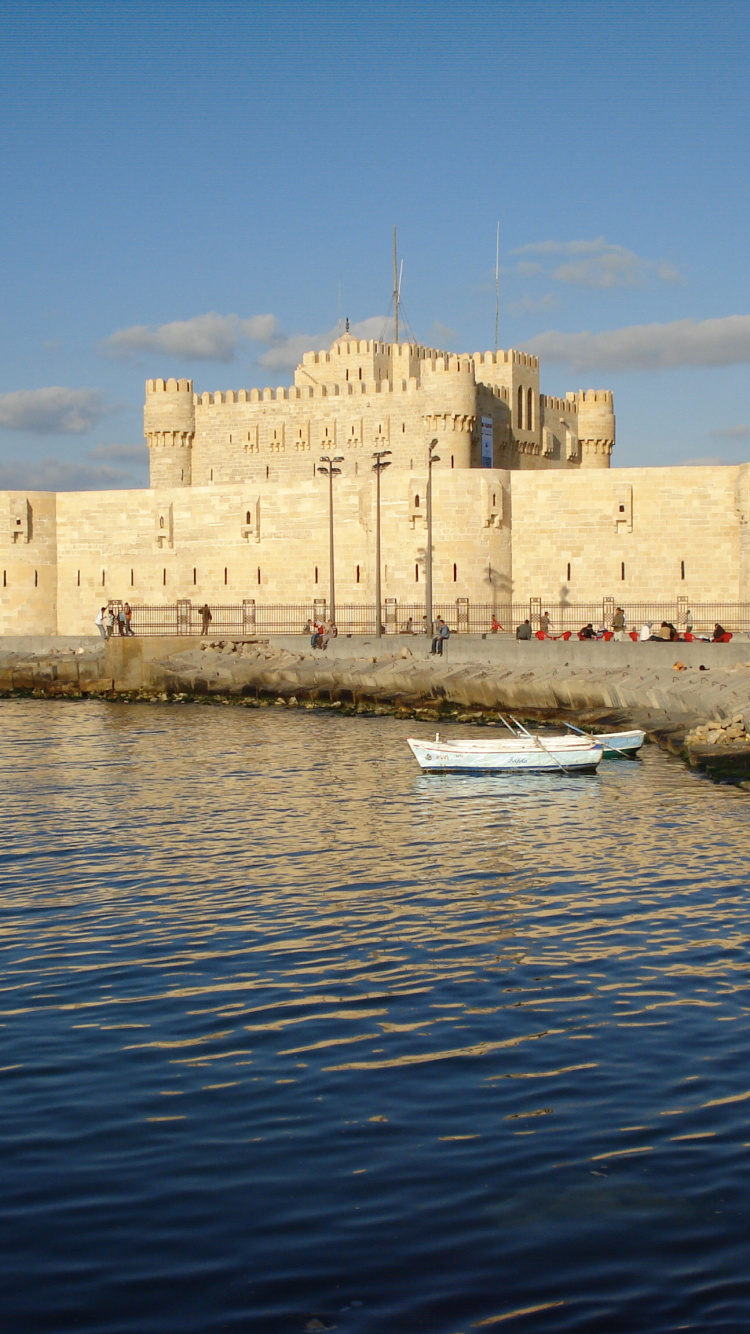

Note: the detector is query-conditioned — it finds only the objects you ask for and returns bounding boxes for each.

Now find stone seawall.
[1,635,749,782]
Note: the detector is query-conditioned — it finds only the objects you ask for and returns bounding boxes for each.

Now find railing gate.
[242,599,256,634]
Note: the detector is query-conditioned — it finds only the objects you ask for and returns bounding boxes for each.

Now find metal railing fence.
[122,599,750,637]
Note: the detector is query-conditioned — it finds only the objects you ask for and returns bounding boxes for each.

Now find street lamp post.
[425,437,440,637]
[372,449,392,638]
[317,455,344,623]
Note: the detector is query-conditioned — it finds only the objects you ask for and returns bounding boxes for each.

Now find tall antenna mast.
[494,221,500,354]
[393,226,399,345]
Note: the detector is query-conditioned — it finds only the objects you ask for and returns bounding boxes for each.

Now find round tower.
[421,355,477,468]
[576,390,614,468]
[144,378,195,487]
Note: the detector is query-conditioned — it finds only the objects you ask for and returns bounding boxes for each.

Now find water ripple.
[1,701,750,1333]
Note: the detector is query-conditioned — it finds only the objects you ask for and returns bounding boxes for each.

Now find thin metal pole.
[375,463,381,638]
[393,227,399,346]
[494,221,500,355]
[328,465,336,624]
[426,456,433,637]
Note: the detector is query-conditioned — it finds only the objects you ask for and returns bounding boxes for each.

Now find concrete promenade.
[0,633,749,779]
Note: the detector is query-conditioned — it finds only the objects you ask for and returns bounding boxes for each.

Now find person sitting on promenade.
[713,622,728,641]
[578,623,596,640]
[639,622,653,641]
[516,619,532,640]
[430,618,450,655]
[657,621,678,641]
[403,616,414,634]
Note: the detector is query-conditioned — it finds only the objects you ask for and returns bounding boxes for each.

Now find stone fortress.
[1,333,748,634]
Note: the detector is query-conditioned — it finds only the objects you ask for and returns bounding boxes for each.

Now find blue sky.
[1,0,749,487]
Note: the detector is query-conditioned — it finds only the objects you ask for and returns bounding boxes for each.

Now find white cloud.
[513,237,612,256]
[258,315,394,372]
[104,309,409,376]
[0,387,106,434]
[510,237,684,290]
[0,456,137,491]
[507,292,560,316]
[88,442,148,461]
[102,312,281,363]
[677,455,727,466]
[430,320,457,345]
[524,314,750,372]
[710,424,748,439]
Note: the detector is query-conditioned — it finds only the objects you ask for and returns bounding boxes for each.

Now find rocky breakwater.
[1,635,749,783]
[683,711,750,784]
[140,638,750,783]
[0,642,110,696]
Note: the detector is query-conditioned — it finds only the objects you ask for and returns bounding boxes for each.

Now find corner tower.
[144,378,195,488]
[575,390,614,468]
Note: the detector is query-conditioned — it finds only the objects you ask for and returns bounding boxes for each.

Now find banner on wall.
[481,416,494,468]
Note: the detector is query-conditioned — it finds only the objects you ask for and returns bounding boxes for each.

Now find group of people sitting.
[638,621,730,643]
[515,609,733,643]
[305,618,337,650]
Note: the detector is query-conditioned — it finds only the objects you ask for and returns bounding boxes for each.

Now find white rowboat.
[407,734,602,774]
[590,728,645,757]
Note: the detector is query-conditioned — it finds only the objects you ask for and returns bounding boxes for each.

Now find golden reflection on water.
[2,701,750,1332]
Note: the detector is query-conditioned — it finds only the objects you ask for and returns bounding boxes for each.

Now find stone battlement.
[146,378,193,395]
[144,336,614,489]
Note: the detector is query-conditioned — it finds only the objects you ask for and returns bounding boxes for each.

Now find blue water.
[2,700,750,1333]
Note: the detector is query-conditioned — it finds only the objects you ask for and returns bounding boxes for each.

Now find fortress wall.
[735,463,750,594]
[190,385,478,485]
[1,463,744,637]
[0,492,58,635]
[46,471,511,634]
[510,466,741,604]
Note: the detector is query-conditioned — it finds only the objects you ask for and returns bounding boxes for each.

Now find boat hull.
[407,737,602,774]
[595,729,646,757]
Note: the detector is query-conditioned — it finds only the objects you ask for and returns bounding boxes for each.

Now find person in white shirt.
[95,607,106,639]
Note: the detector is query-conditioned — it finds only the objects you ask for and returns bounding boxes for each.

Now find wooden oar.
[508,714,579,777]
[498,714,521,736]
[563,720,634,760]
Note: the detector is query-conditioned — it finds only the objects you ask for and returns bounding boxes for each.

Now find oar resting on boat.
[563,721,644,758]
